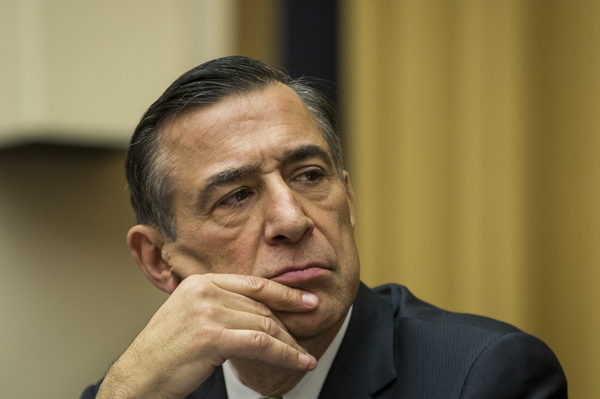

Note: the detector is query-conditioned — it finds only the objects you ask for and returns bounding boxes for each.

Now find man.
[82,56,567,398]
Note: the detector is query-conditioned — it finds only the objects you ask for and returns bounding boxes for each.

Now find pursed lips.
[269,263,329,285]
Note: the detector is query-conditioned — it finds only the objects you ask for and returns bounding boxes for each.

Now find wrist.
[96,357,166,399]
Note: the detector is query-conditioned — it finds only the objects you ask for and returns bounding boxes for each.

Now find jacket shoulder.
[372,283,522,335]
[368,284,567,398]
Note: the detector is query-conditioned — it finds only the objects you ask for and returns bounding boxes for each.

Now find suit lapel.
[319,283,397,398]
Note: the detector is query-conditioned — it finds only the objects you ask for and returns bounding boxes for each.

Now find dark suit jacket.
[81,283,567,398]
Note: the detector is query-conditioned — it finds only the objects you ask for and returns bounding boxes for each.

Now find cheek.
[329,196,359,270]
[310,199,356,263]
[322,191,355,234]
[174,218,263,275]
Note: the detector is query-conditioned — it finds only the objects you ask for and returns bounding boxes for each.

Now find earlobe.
[127,225,180,294]
[343,171,356,228]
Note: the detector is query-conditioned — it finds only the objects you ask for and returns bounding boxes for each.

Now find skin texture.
[97,84,360,398]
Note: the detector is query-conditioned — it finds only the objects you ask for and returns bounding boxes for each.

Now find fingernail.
[302,293,318,306]
[299,353,312,367]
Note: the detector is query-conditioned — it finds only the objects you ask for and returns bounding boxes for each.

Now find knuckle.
[189,280,213,299]
[244,275,266,293]
[281,286,295,304]
[252,331,271,350]
[183,274,205,288]
[260,316,277,335]
[256,302,273,317]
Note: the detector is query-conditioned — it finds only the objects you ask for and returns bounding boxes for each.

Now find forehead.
[160,84,328,175]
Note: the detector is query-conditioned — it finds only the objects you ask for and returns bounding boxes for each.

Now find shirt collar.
[223,306,353,399]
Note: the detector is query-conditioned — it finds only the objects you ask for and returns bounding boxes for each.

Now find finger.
[211,306,307,353]
[219,328,317,371]
[219,293,299,346]
[177,277,306,352]
[206,274,318,312]
[189,278,294,336]
[205,283,278,319]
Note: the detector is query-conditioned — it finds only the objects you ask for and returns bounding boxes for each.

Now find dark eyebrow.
[197,164,260,208]
[196,144,333,210]
[279,144,334,167]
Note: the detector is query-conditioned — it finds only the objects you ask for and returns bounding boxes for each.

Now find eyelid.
[291,166,326,181]
[216,187,254,209]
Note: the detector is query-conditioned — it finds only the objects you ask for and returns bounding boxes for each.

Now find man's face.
[159,83,360,340]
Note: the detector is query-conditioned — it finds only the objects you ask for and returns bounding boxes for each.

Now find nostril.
[273,235,286,241]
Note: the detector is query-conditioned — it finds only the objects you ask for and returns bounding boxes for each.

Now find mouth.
[269,263,328,285]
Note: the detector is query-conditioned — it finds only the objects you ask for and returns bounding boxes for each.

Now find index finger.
[204,274,318,312]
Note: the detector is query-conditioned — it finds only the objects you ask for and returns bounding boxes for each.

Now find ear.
[127,225,181,294]
[343,171,355,228]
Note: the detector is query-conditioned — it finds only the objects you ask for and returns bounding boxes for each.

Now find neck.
[229,315,346,396]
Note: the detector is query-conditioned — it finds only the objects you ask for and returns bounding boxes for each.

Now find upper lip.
[268,262,329,279]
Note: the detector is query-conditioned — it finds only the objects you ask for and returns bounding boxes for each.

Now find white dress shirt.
[223,306,353,399]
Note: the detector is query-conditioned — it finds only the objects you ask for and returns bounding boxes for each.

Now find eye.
[296,169,325,182]
[219,188,254,208]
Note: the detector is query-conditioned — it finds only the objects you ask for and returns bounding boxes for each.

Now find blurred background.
[1,0,598,397]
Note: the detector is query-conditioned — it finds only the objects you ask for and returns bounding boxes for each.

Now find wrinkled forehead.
[159,84,325,163]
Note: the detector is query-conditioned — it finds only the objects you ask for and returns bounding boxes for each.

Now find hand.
[96,274,318,399]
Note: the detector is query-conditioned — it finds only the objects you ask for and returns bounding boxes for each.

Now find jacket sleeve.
[80,383,100,399]
[459,332,568,399]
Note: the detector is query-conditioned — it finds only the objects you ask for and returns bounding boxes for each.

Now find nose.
[263,178,314,245]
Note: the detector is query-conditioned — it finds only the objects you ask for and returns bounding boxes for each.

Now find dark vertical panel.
[283,0,338,104]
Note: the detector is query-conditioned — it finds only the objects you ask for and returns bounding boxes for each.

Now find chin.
[278,270,360,342]
[279,312,328,341]
[276,302,350,342]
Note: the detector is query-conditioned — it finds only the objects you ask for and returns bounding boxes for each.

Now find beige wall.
[0,146,168,398]
[0,0,235,147]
